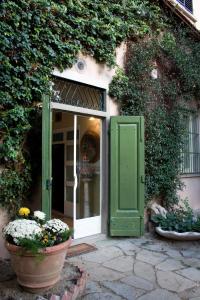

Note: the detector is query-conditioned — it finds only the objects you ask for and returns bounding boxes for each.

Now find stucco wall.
[191,0,200,31]
[53,43,126,91]
[53,43,127,116]
[0,208,9,259]
[0,166,10,258]
[179,176,200,210]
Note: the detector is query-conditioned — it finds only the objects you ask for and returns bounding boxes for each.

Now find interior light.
[89,117,95,121]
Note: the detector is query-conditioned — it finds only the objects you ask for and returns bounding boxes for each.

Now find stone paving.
[68,233,200,300]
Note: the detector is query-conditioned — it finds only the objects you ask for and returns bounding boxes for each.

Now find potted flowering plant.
[3,207,72,293]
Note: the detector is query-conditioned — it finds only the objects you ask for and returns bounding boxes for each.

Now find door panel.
[118,123,138,211]
[42,95,52,220]
[110,116,144,236]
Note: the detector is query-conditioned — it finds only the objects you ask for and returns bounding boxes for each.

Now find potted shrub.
[152,200,200,240]
[3,207,72,293]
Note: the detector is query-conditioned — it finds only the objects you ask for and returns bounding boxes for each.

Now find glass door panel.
[64,126,74,219]
[52,111,101,238]
[73,115,101,239]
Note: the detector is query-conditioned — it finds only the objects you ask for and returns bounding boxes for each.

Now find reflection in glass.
[66,145,73,161]
[66,187,73,203]
[53,132,63,142]
[66,166,73,181]
[76,116,101,219]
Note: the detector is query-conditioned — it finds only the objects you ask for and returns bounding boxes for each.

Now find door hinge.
[46,178,53,190]
[141,175,145,183]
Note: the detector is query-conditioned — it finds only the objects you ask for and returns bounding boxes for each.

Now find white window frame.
[181,114,200,175]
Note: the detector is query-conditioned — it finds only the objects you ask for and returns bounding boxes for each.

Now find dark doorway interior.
[52,144,64,213]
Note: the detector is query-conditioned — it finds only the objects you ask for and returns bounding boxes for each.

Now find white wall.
[0,208,9,258]
[179,176,200,210]
[192,0,200,31]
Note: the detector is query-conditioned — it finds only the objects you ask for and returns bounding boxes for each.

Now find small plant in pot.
[3,207,72,293]
[152,199,200,240]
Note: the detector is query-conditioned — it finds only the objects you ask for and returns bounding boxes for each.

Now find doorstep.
[71,233,107,246]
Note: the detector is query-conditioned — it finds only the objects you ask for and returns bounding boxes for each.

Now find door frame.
[51,101,109,237]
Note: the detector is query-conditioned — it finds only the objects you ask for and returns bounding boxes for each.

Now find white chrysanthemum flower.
[34,210,46,221]
[3,219,42,245]
[44,219,69,233]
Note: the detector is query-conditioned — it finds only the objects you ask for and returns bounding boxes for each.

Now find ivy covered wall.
[0,0,162,214]
[0,0,200,214]
[109,17,200,207]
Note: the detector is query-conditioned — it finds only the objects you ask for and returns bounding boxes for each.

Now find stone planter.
[5,237,72,293]
[156,227,200,241]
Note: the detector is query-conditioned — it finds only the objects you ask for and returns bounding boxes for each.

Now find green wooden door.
[110,116,144,236]
[42,95,52,220]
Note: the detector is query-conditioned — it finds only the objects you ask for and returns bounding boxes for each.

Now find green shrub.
[152,200,200,232]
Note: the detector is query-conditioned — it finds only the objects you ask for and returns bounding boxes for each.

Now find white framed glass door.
[73,114,102,239]
[52,111,102,239]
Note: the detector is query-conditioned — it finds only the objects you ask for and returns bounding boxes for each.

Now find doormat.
[67,243,97,258]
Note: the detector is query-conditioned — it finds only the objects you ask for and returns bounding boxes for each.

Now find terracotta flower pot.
[5,237,72,293]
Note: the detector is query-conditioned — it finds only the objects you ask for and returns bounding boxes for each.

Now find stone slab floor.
[69,233,200,300]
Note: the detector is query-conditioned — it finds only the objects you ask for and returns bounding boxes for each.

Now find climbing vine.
[109,23,200,207]
[1,0,200,213]
[0,0,163,214]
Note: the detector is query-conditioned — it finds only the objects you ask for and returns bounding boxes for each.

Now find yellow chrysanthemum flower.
[18,207,30,217]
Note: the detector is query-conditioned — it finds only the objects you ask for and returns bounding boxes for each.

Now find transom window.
[177,0,193,14]
[181,114,200,175]
[52,77,105,112]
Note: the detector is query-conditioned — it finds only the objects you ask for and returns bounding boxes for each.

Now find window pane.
[53,132,63,142]
[52,77,105,111]
[66,166,73,181]
[177,0,193,13]
[66,187,73,202]
[181,114,200,174]
[66,145,73,161]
